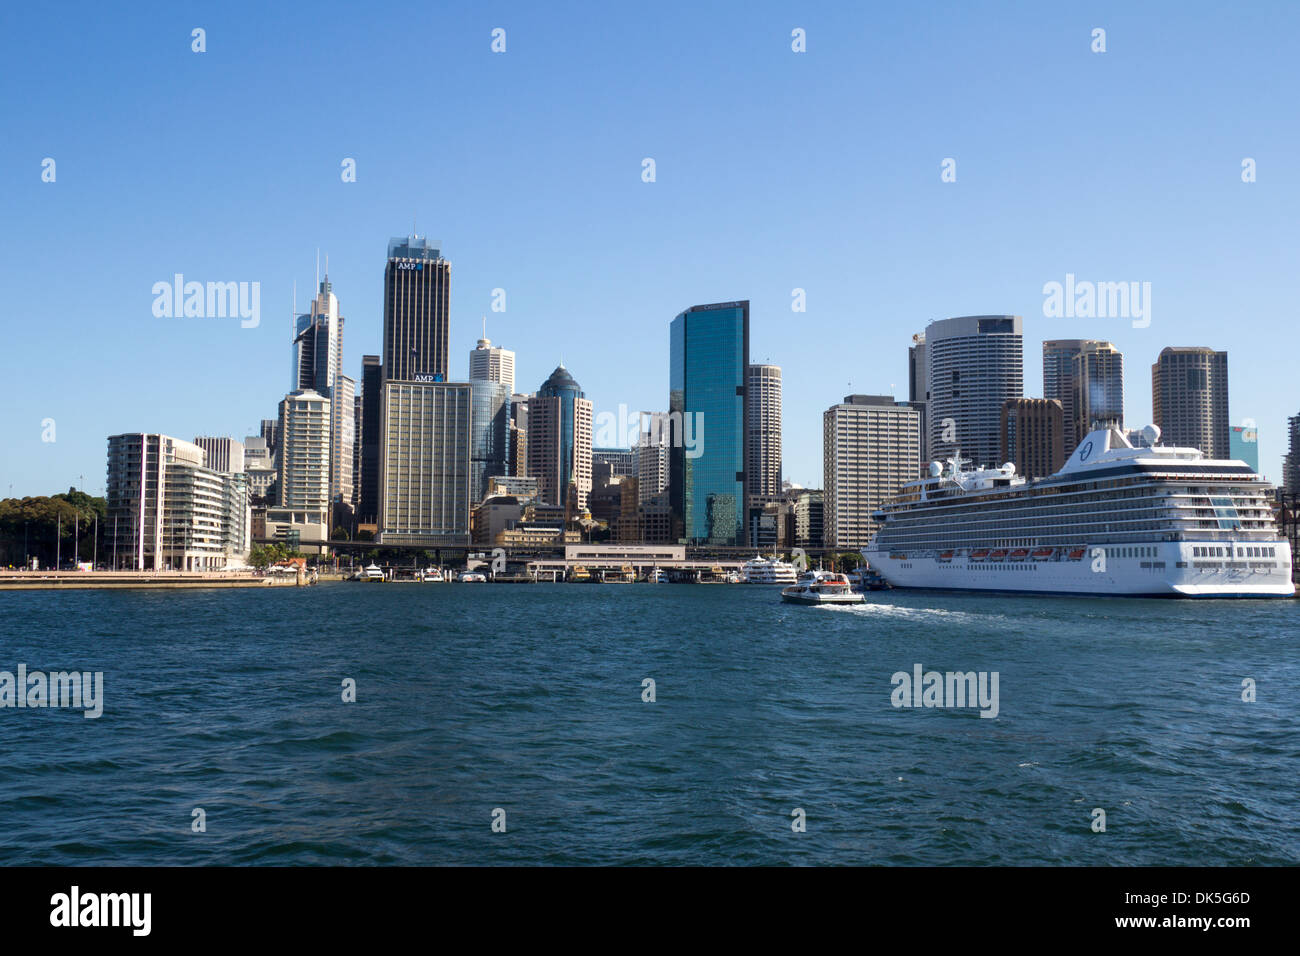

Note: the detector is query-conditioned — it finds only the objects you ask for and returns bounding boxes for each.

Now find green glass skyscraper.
[669,300,749,546]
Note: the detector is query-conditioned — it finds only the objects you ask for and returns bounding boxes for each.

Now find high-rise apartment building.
[927,315,1023,468]
[1152,347,1229,459]
[1070,341,1124,443]
[331,374,356,509]
[1284,414,1300,494]
[999,398,1065,479]
[383,236,450,385]
[823,396,921,549]
[106,433,248,571]
[746,364,782,500]
[527,366,593,510]
[378,381,472,546]
[293,276,343,395]
[270,389,332,543]
[669,301,749,546]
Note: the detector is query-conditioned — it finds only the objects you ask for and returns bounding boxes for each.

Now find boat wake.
[815,602,1011,625]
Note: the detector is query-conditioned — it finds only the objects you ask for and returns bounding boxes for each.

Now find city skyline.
[4,2,1299,498]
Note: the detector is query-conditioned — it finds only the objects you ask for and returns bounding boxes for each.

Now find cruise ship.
[862,425,1294,598]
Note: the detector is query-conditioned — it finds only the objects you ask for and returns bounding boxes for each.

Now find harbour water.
[1,583,1297,865]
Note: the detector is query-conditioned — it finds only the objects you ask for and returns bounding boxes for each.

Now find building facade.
[357,354,383,525]
[1152,347,1229,459]
[999,398,1066,479]
[1070,341,1124,443]
[106,433,248,570]
[927,315,1023,468]
[469,324,516,394]
[746,364,782,501]
[469,379,512,505]
[378,381,472,546]
[669,301,749,546]
[193,436,245,475]
[526,366,593,509]
[823,396,921,549]
[270,389,332,544]
[383,236,450,385]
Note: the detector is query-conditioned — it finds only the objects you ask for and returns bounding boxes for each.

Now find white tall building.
[823,396,921,549]
[469,319,516,394]
[270,389,332,543]
[331,374,356,506]
[106,433,249,570]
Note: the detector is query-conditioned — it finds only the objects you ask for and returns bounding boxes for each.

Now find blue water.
[1,583,1297,865]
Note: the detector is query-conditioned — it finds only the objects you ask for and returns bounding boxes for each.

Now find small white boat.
[458,570,487,583]
[644,568,669,583]
[781,570,864,605]
[419,567,445,583]
[361,564,385,582]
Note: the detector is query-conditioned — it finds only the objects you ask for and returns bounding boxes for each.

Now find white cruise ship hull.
[862,542,1295,598]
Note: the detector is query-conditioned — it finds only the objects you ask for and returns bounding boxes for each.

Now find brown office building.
[1000,398,1065,479]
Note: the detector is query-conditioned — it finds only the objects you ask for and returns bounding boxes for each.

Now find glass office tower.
[669,300,749,546]
[469,379,512,505]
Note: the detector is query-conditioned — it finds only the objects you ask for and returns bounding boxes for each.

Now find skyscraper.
[999,398,1065,479]
[469,379,512,505]
[1152,347,1229,458]
[293,276,343,395]
[1284,414,1300,494]
[271,389,332,543]
[927,315,1023,468]
[331,374,356,508]
[378,381,472,546]
[669,301,749,546]
[469,319,516,394]
[1043,339,1112,456]
[357,355,382,525]
[746,364,782,500]
[908,332,930,462]
[527,366,593,509]
[1070,341,1124,443]
[383,236,450,384]
[823,396,921,549]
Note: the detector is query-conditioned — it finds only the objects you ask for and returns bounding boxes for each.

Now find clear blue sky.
[2,0,1297,497]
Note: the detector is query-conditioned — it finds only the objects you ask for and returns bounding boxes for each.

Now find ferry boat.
[644,568,669,583]
[862,424,1294,598]
[360,564,385,582]
[742,556,800,585]
[418,567,444,583]
[457,570,487,583]
[781,570,865,605]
